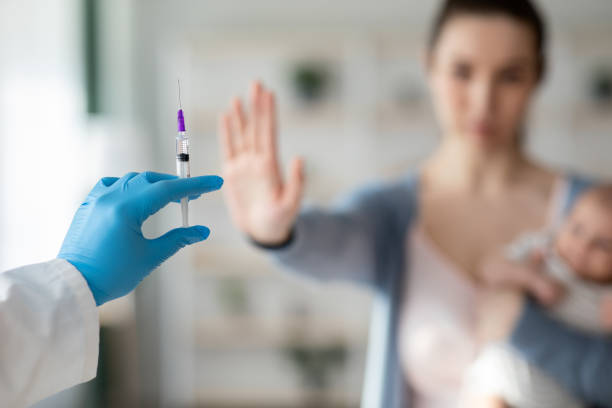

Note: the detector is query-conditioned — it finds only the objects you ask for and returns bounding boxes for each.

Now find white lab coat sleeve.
[0,259,99,407]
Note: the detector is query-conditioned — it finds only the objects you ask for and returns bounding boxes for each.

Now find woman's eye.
[453,64,471,80]
[499,69,523,84]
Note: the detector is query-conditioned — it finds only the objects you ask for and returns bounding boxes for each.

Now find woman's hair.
[428,0,548,80]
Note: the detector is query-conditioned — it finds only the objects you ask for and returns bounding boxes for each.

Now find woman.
[218,0,612,406]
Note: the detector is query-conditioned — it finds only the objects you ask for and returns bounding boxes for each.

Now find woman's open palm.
[219,82,304,244]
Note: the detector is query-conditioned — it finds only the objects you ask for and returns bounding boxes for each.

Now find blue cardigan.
[267,172,612,408]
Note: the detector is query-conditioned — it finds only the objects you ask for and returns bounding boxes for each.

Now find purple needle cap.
[177,109,186,132]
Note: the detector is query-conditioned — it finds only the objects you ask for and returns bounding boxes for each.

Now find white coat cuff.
[50,259,99,381]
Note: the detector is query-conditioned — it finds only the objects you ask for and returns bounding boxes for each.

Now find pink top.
[398,177,568,407]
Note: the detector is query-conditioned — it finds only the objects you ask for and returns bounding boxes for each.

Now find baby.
[462,185,612,408]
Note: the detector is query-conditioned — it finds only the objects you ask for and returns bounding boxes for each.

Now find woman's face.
[427,14,540,151]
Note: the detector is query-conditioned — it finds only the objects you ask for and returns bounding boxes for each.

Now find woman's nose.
[470,79,496,117]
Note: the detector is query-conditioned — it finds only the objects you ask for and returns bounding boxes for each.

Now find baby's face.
[555,197,612,283]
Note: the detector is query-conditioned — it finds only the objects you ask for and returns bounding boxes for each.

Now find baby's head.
[555,185,612,284]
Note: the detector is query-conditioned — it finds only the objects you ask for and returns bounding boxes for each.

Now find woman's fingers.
[524,254,565,305]
[224,82,277,158]
[480,255,564,306]
[229,106,247,154]
[247,81,263,152]
[262,90,278,157]
[233,97,246,134]
[220,83,284,184]
[505,261,564,306]
[529,275,565,306]
[230,98,247,154]
[219,113,235,160]
[221,96,249,158]
[282,156,305,211]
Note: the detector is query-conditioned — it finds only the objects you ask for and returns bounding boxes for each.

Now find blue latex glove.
[58,171,223,305]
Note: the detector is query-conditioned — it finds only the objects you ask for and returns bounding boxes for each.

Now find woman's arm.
[262,178,415,287]
[219,82,417,287]
[479,248,612,405]
[510,299,612,406]
[264,209,379,285]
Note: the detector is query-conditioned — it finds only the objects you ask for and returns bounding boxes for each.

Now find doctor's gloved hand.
[58,171,223,306]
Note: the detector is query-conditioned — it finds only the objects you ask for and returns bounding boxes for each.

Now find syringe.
[176,80,190,227]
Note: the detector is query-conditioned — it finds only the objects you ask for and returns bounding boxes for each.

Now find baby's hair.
[579,185,612,211]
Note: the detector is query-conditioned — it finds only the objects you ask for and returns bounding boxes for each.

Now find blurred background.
[1,0,611,407]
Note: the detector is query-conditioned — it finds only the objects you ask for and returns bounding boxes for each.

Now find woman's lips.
[471,122,495,136]
[466,121,497,140]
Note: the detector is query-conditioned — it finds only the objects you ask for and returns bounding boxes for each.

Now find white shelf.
[195,316,369,350]
[195,388,361,407]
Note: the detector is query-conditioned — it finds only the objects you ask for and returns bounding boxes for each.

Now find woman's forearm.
[510,299,612,406]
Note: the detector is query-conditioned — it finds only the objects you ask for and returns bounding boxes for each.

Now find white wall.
[0,0,85,271]
[128,1,612,407]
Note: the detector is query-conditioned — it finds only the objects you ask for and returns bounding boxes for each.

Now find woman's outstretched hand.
[219,81,305,245]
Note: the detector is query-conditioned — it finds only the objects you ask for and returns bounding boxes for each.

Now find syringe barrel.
[176,159,190,178]
[176,131,190,178]
[176,110,190,227]
[176,131,189,155]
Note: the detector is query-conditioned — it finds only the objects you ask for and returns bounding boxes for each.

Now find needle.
[178,79,182,109]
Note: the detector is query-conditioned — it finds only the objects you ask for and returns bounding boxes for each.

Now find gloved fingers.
[88,176,121,198]
[112,172,140,189]
[139,171,178,184]
[172,194,202,203]
[142,175,224,218]
[126,171,176,191]
[149,225,211,262]
[129,172,202,201]
[143,172,204,202]
[100,177,120,187]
